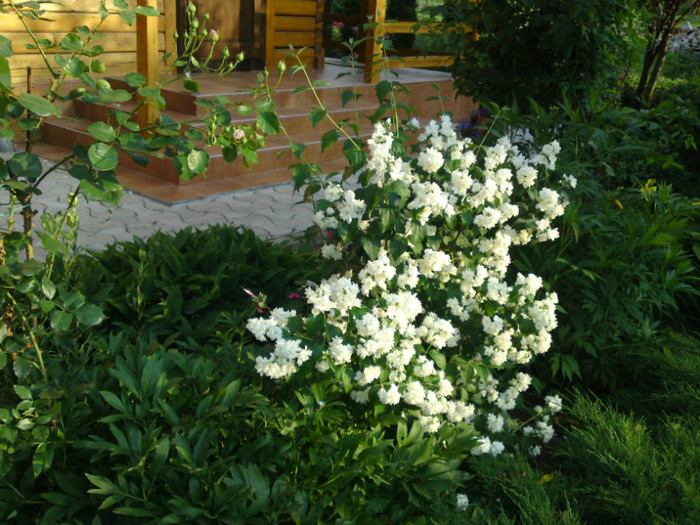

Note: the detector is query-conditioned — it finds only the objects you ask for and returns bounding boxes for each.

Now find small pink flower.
[326,231,333,238]
[288,292,301,299]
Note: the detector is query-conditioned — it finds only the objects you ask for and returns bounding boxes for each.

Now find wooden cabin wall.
[2,0,176,91]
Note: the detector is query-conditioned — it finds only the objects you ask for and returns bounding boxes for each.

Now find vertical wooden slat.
[363,0,386,83]
[163,0,177,66]
[254,0,265,64]
[137,0,159,126]
[265,0,276,68]
[314,0,324,69]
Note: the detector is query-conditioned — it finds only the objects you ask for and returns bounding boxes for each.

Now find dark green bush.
[74,225,317,339]
[432,0,633,108]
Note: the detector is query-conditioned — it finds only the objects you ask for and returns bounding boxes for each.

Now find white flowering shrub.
[248,115,572,454]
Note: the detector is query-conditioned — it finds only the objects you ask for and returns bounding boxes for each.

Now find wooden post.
[137,0,159,127]
[314,0,325,69]
[363,0,386,83]
[163,0,177,68]
[265,0,276,68]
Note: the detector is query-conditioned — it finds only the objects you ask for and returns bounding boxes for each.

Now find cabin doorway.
[176,0,265,69]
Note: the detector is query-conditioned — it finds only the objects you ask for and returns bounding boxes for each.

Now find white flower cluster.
[248,115,572,454]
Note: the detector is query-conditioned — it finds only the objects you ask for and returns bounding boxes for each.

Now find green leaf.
[137,86,160,98]
[310,108,326,128]
[41,276,56,300]
[9,152,42,180]
[183,78,199,92]
[135,5,161,16]
[50,310,72,332]
[100,391,125,412]
[186,149,209,175]
[37,231,68,256]
[13,357,32,380]
[63,56,88,77]
[376,80,391,101]
[321,129,339,152]
[0,56,12,92]
[429,349,446,370]
[361,236,381,260]
[124,72,146,88]
[75,304,105,326]
[256,111,280,135]
[33,442,54,478]
[59,33,84,51]
[17,93,58,117]
[86,473,120,494]
[165,286,182,322]
[88,143,119,171]
[98,89,132,104]
[119,9,136,26]
[87,121,116,142]
[289,142,305,160]
[78,177,123,206]
[13,385,32,400]
[0,34,13,57]
[341,89,354,107]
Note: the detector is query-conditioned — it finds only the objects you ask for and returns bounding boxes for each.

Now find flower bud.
[233,128,246,141]
[210,29,219,42]
[277,60,286,73]
[236,51,245,62]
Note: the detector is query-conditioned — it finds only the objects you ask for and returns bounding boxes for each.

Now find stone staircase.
[36,62,474,203]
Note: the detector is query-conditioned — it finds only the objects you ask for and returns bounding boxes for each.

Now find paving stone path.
[1,157,317,260]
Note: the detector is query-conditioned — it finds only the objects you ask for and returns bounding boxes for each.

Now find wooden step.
[72,97,381,137]
[34,63,477,202]
[28,140,351,204]
[40,115,373,186]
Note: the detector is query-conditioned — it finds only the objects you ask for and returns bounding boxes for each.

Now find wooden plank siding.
[3,0,176,88]
[266,0,323,69]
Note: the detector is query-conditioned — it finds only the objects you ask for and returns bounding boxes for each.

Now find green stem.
[6,293,47,382]
[295,53,362,151]
[44,188,81,281]
[9,1,59,79]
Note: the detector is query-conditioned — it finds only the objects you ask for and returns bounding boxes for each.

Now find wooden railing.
[323,0,456,83]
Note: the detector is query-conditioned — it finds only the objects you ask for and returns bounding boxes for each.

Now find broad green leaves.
[124,72,146,88]
[87,121,116,142]
[0,34,13,57]
[17,93,58,116]
[88,143,119,171]
[256,111,280,135]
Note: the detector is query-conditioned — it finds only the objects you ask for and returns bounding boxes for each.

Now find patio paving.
[1,156,317,261]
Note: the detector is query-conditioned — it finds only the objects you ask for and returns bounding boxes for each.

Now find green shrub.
[74,226,318,339]
[557,394,700,524]
[479,101,700,388]
[431,0,632,108]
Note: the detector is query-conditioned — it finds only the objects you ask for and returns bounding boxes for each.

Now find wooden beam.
[137,0,159,126]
